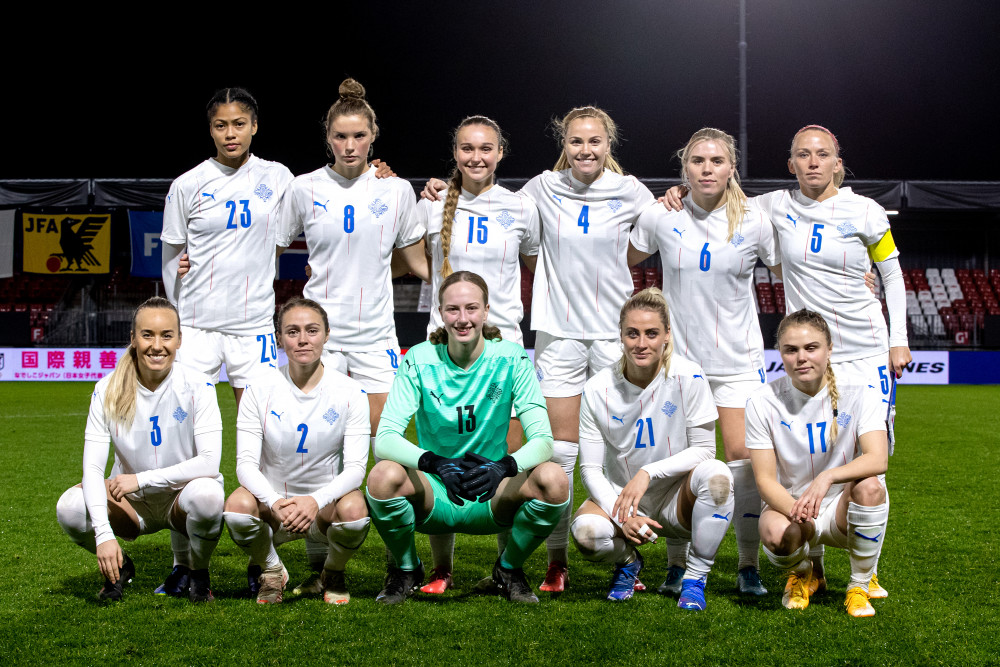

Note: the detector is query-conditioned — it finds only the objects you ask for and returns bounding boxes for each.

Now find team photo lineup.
[54,79,910,620]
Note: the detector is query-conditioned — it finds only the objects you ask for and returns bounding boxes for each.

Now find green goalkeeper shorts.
[417,473,504,535]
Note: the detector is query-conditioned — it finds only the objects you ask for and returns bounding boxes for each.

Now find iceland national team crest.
[254,183,274,202]
[497,210,515,230]
[661,401,678,418]
[486,382,502,404]
[368,199,389,218]
[323,408,340,425]
[173,407,188,423]
[836,412,852,428]
[837,222,857,238]
[730,231,745,248]
[607,199,623,212]
[535,368,544,381]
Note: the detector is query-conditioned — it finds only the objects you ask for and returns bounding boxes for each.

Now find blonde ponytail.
[438,168,463,278]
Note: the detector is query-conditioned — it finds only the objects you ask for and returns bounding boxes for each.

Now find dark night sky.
[4,2,997,182]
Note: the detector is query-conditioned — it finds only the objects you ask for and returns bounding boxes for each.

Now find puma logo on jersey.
[853,530,881,543]
[780,420,793,430]
[611,415,624,424]
[693,374,703,379]
[786,214,799,227]
[712,512,732,521]
[672,228,685,238]
[270,410,283,421]
[201,190,218,201]
[430,390,443,407]
[551,195,563,204]
[314,199,329,213]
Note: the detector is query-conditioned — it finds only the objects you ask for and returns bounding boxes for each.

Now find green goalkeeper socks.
[365,489,420,571]
[501,498,569,570]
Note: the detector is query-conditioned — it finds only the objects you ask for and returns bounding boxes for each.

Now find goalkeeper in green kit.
[367,271,569,604]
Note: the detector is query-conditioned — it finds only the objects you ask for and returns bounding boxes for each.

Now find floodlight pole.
[739,0,748,178]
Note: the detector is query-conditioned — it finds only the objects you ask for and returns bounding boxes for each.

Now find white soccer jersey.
[578,355,718,519]
[82,364,223,544]
[631,195,779,377]
[162,155,294,335]
[277,165,423,351]
[419,184,540,344]
[523,169,656,339]
[756,187,898,362]
[745,373,886,507]
[236,365,370,509]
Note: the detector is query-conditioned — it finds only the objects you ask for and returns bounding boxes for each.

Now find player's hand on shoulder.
[372,158,396,179]
[660,185,687,211]
[421,178,447,202]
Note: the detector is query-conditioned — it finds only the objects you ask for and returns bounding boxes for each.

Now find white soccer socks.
[686,459,734,581]
[545,439,578,564]
[56,486,98,553]
[728,459,762,570]
[224,511,281,570]
[319,518,371,571]
[176,479,223,571]
[847,501,889,591]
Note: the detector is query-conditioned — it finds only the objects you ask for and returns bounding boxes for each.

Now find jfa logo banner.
[23,214,111,274]
[128,211,164,278]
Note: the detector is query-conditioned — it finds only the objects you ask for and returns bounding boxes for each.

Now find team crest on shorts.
[535,368,544,381]
[173,407,189,423]
[368,199,389,218]
[661,401,678,418]
[486,382,502,404]
[323,408,340,425]
[731,231,745,248]
[837,222,857,238]
[254,183,274,202]
[497,210,514,229]
[836,412,852,428]
[607,199,623,212]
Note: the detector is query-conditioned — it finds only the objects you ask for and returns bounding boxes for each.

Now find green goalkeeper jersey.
[375,338,553,471]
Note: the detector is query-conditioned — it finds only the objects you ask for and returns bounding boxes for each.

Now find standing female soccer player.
[424,106,657,591]
[55,297,224,602]
[745,309,888,617]
[276,78,425,441]
[161,87,293,407]
[415,115,541,593]
[628,128,778,596]
[224,298,371,604]
[366,271,569,604]
[571,288,734,609]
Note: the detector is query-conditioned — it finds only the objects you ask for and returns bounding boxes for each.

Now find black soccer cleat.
[247,563,262,597]
[375,563,425,605]
[154,564,191,597]
[492,558,539,604]
[188,568,214,603]
[98,553,135,601]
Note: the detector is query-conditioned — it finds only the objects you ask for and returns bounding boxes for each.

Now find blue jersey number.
[257,334,277,364]
[296,423,309,454]
[467,216,488,244]
[149,416,162,447]
[806,421,827,454]
[457,405,477,434]
[633,417,656,449]
[225,200,251,229]
[344,205,355,233]
[810,224,824,253]
[578,205,590,234]
[699,243,711,272]
[877,365,890,396]
[386,349,399,369]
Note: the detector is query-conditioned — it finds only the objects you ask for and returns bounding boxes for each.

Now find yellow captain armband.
[867,230,897,263]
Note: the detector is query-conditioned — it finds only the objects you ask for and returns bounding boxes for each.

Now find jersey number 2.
[296,423,309,454]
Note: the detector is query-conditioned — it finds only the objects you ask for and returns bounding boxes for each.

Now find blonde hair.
[791,125,845,188]
[678,128,748,243]
[324,78,379,156]
[552,106,624,175]
[103,297,179,428]
[618,287,674,380]
[429,271,502,344]
[776,309,841,441]
[439,116,506,278]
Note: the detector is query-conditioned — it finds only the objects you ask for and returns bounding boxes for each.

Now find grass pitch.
[0,382,997,666]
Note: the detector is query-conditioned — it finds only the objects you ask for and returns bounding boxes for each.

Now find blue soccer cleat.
[737,566,768,596]
[678,578,707,611]
[154,564,191,597]
[657,565,686,596]
[607,552,643,602]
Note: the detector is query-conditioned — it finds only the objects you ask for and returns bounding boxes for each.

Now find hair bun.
[339,78,366,101]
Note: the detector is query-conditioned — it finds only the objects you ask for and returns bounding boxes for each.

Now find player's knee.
[56,486,88,538]
[570,513,613,560]
[335,493,368,523]
[532,462,569,504]
[691,459,733,506]
[850,477,885,506]
[366,460,408,499]
[224,487,258,515]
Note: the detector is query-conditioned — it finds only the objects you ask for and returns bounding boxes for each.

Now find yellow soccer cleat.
[782,571,813,610]
[868,574,888,599]
[845,587,876,617]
